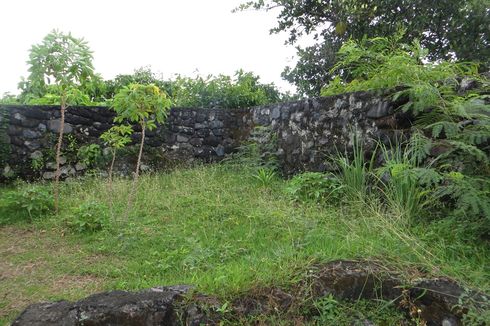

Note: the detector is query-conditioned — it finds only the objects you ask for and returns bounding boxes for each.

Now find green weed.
[0,183,53,223]
[285,171,344,204]
[67,200,109,233]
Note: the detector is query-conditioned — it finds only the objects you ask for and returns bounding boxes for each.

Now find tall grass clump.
[375,142,431,225]
[334,133,374,202]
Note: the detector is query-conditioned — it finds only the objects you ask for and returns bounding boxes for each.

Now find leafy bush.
[68,200,109,233]
[286,172,344,204]
[171,70,283,108]
[15,65,287,109]
[1,184,53,223]
[77,144,102,167]
[321,32,480,98]
[104,66,172,101]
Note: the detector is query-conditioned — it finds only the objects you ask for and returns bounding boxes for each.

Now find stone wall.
[0,90,411,180]
[0,105,251,180]
[250,91,411,174]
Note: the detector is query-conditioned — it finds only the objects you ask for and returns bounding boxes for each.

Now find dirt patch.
[0,226,109,321]
[49,274,104,294]
[0,272,106,320]
[0,259,46,281]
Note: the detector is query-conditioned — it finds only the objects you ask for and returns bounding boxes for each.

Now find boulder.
[11,261,489,326]
[12,286,194,326]
[410,278,489,325]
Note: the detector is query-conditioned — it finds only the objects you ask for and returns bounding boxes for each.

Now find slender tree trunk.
[53,93,67,214]
[107,148,116,220]
[134,124,145,186]
[124,124,145,221]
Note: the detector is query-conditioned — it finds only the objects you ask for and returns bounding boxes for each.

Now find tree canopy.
[238,0,490,96]
[22,29,94,100]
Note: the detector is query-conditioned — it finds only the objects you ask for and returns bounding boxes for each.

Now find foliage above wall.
[5,66,288,109]
[170,70,286,108]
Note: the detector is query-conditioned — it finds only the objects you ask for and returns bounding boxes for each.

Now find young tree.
[100,125,133,187]
[26,30,94,213]
[112,84,171,218]
[100,125,133,219]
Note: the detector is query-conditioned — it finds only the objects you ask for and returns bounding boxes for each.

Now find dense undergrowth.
[1,163,489,324]
[321,35,490,241]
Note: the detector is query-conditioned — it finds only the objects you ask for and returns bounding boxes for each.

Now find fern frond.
[427,121,460,139]
[435,175,490,219]
[408,131,432,165]
[408,167,443,186]
[450,95,490,119]
[443,140,489,163]
[454,124,490,145]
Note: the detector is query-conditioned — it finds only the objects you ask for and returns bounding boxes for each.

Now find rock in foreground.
[12,285,194,326]
[12,260,489,326]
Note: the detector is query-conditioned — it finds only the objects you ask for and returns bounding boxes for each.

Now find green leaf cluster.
[112,83,171,130]
[285,172,345,204]
[77,144,102,167]
[25,29,94,96]
[100,125,133,150]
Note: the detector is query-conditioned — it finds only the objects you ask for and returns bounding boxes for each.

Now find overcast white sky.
[0,0,305,96]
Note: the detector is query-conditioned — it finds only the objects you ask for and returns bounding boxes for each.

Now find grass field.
[1,164,489,324]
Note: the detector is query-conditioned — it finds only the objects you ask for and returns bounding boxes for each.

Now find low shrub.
[285,172,344,204]
[1,184,54,223]
[77,144,102,167]
[68,200,109,233]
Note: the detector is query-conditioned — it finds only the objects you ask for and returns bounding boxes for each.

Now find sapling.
[25,30,94,213]
[112,84,171,219]
[100,125,133,218]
